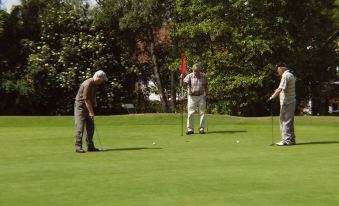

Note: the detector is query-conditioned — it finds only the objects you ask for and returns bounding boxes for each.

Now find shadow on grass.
[207,130,248,134]
[296,141,339,146]
[100,147,162,152]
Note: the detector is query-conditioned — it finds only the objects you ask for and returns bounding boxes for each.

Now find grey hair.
[93,70,108,81]
[192,63,201,71]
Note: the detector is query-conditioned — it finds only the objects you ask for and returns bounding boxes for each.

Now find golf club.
[206,97,208,132]
[95,123,104,150]
[269,101,274,146]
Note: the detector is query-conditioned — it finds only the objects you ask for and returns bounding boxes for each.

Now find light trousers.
[280,101,296,142]
[187,95,206,131]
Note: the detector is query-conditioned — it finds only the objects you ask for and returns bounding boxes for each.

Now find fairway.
[0,114,339,206]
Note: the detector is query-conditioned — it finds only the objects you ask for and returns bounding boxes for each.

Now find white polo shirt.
[279,70,296,105]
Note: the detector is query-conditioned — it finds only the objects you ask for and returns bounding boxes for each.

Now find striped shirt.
[279,70,296,105]
[184,72,208,96]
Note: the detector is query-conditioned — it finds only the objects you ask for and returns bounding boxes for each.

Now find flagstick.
[180,79,184,136]
[180,53,186,136]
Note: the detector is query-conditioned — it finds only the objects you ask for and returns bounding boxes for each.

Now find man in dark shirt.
[74,70,108,153]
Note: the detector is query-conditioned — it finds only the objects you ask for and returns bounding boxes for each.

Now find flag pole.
[180,53,186,136]
[181,79,183,136]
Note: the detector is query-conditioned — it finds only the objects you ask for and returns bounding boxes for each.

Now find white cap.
[93,70,108,81]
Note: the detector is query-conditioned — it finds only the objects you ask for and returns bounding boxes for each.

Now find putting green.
[0,114,338,206]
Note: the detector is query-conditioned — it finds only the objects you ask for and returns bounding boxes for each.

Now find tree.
[171,0,338,116]
[171,0,274,115]
[96,0,175,112]
[0,0,55,114]
[0,7,33,114]
[278,0,338,115]
[26,0,146,114]
[0,10,4,36]
[1,0,338,115]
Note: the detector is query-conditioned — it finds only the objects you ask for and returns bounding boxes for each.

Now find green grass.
[0,114,339,206]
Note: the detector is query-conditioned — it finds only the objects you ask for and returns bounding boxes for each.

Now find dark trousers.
[74,102,95,149]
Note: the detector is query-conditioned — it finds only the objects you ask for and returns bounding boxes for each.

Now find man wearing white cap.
[74,70,108,153]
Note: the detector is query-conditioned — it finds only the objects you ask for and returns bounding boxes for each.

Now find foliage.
[170,0,338,116]
[26,0,145,114]
[0,7,33,114]
[0,0,338,115]
[96,0,175,112]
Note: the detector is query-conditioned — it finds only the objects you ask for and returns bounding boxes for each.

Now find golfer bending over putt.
[74,70,108,153]
[180,63,209,135]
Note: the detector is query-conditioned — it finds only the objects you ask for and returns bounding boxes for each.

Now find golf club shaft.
[95,122,103,150]
[206,98,208,132]
[271,102,274,145]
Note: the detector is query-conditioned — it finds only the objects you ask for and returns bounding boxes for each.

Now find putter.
[269,101,274,146]
[206,97,208,132]
[95,123,104,150]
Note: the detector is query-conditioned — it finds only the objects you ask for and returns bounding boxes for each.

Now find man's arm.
[180,74,190,86]
[269,75,286,101]
[85,99,95,119]
[269,88,282,100]
[180,73,184,80]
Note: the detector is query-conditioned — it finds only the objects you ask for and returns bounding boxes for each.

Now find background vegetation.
[0,0,338,116]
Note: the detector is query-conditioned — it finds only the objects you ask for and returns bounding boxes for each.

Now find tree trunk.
[147,29,169,112]
[170,71,176,112]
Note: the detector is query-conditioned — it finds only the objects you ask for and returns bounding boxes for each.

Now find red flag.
[180,53,186,74]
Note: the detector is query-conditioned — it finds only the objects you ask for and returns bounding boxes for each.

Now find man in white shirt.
[268,63,296,146]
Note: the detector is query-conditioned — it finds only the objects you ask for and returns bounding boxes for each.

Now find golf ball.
[153,142,156,145]
[236,140,240,144]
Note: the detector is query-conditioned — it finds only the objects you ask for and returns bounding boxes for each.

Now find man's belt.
[189,93,203,96]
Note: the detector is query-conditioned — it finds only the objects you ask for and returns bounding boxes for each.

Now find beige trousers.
[187,95,206,132]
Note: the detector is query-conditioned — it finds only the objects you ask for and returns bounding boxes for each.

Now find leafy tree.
[0,0,54,114]
[1,0,338,115]
[96,0,175,112]
[26,0,145,114]
[0,10,4,36]
[281,0,338,115]
[27,1,93,114]
[171,0,338,116]
[171,0,274,115]
[20,0,50,42]
[0,7,33,114]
